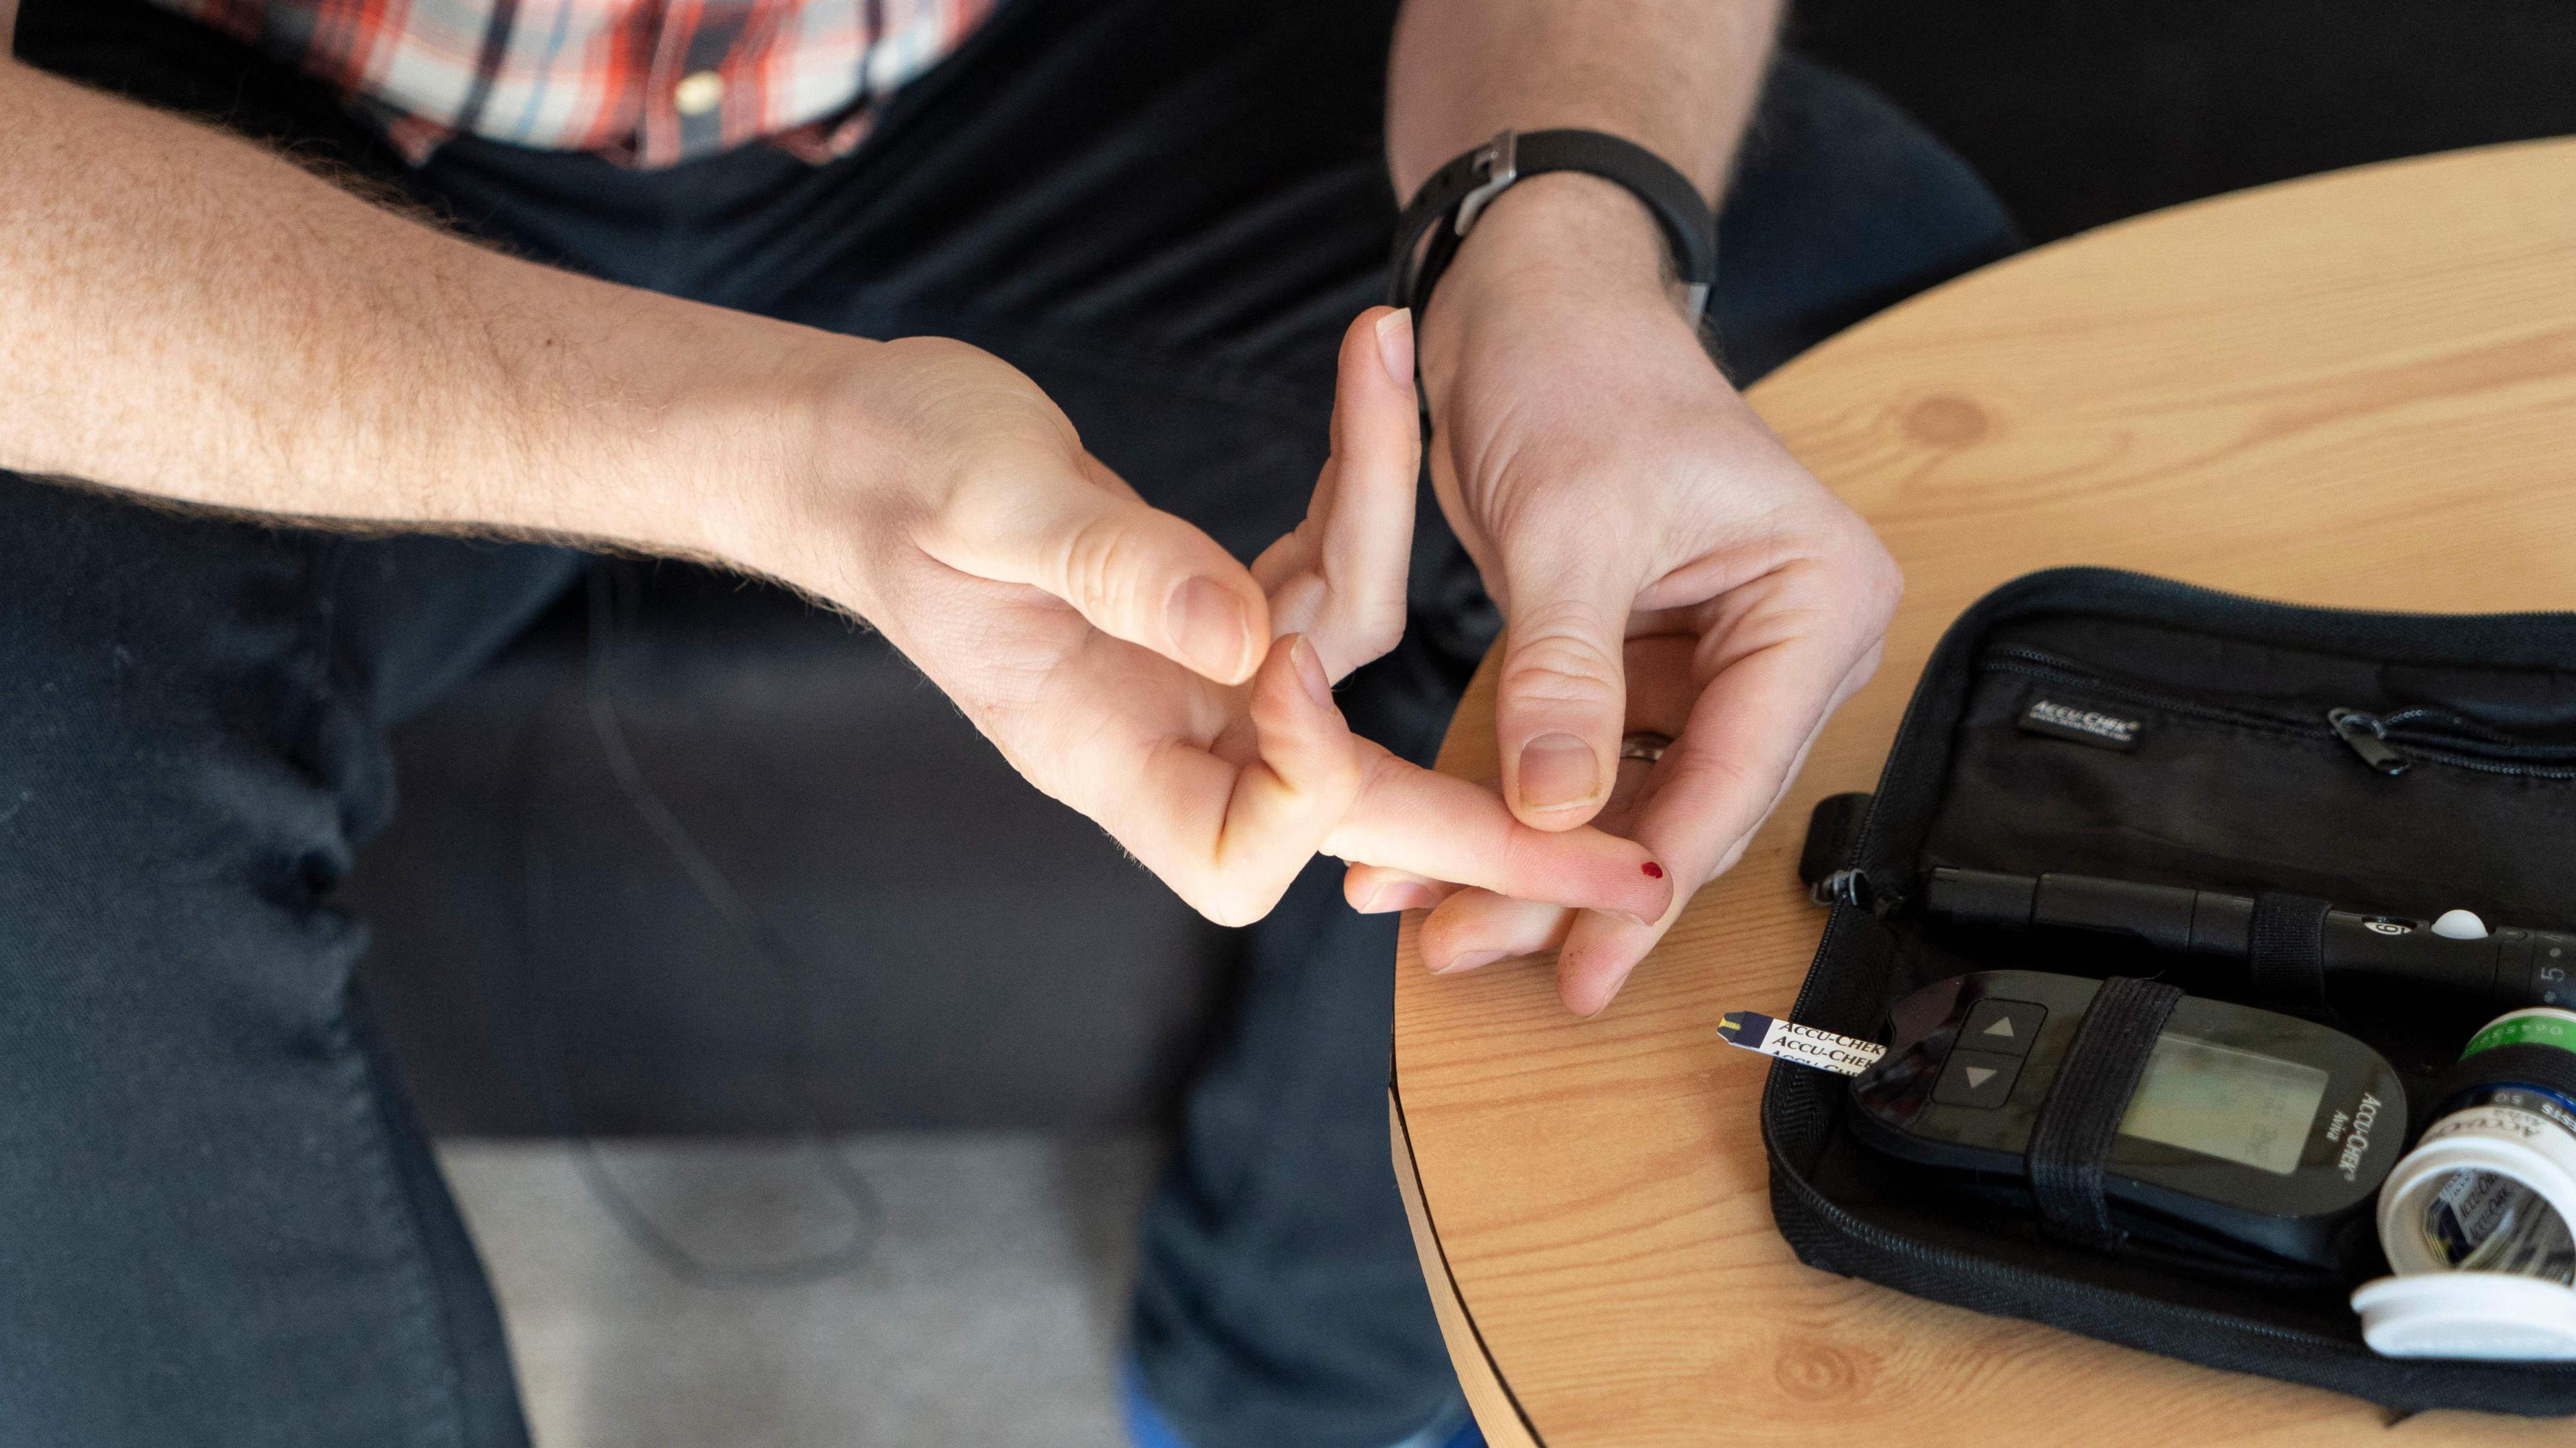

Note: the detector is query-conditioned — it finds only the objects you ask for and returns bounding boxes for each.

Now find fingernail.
[1367,881,1442,913]
[1374,308,1414,392]
[1167,576,1252,680]
[1642,860,1665,879]
[1291,634,1333,710]
[1434,949,1506,976]
[1516,732,1600,812]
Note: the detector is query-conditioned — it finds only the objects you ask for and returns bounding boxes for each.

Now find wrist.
[468,262,882,598]
[635,322,891,604]
[1415,171,1697,404]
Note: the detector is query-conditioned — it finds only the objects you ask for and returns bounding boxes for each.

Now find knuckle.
[1797,514,1903,620]
[1344,746,1413,822]
[1164,866,1231,925]
[1195,879,1275,930]
[1711,832,1756,879]
[1501,622,1623,712]
[1509,588,1625,649]
[1053,514,1155,624]
[1346,607,1405,665]
[1666,742,1768,810]
[1275,745,1363,808]
[1492,826,1539,893]
[1323,749,1367,800]
[1849,539,1904,622]
[1414,901,1479,962]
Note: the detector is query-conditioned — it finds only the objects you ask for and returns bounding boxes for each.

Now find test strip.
[1718,1011,1887,1076]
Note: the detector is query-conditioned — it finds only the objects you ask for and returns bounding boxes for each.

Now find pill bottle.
[2351,1007,2576,1359]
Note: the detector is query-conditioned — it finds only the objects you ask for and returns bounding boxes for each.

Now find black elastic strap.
[2025,977,2183,1250]
[2249,893,2333,1013]
[1390,128,1719,323]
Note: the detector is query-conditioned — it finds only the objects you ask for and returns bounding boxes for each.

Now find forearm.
[1387,0,1780,389]
[1387,0,1779,203]
[0,58,850,568]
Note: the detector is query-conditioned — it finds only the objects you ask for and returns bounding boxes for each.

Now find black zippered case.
[1764,566,2576,1414]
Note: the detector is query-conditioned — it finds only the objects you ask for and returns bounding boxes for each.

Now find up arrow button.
[1961,999,2045,1059]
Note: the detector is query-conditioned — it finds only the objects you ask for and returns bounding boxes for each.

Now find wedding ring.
[1618,731,1673,764]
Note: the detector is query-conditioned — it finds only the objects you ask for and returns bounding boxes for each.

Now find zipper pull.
[1809,868,1908,917]
[2328,708,2410,776]
[1811,868,1874,909]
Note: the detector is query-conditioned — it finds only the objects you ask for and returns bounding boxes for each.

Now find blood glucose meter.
[1844,971,2408,1269]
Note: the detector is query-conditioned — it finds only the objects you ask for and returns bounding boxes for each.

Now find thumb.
[931,449,1272,685]
[1495,541,1640,830]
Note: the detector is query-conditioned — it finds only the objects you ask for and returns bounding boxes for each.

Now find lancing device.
[1925,867,2576,1015]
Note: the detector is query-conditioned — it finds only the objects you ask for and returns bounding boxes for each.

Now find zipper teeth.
[1992,649,2576,776]
[2400,746,2576,779]
[2376,705,2500,738]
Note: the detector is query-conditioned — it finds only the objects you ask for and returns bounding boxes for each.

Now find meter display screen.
[2117,1033,2327,1176]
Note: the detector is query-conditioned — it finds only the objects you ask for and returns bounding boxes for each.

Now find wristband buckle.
[1391,127,1718,326]
[1452,129,1519,238]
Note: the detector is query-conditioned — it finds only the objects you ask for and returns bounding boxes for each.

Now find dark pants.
[2,2,2016,1445]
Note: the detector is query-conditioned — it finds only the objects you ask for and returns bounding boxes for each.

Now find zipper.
[1989,647,2576,779]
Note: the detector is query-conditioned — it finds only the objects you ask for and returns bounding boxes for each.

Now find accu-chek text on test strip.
[1716,1011,1886,1076]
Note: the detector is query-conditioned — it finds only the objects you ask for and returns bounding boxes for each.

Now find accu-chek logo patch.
[2017,696,2144,751]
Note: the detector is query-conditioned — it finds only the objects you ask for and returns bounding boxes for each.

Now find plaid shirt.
[152,0,996,168]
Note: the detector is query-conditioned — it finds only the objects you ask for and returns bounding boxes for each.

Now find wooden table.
[1390,139,2576,1447]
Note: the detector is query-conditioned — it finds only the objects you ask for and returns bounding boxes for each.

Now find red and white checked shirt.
[151,0,997,168]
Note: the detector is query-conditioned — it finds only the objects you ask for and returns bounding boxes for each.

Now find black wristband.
[1389,129,1719,323]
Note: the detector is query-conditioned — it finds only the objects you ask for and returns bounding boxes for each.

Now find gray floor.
[440,1133,1163,1448]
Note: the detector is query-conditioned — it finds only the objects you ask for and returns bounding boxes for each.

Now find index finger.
[1323,746,1673,920]
[1038,633,1362,928]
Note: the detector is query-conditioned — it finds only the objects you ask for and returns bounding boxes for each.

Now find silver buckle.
[1452,129,1519,237]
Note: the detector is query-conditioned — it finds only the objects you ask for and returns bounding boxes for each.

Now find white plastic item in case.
[2351,1006,2576,1357]
[2351,1274,2576,1360]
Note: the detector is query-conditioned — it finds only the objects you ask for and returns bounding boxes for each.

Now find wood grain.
[1390,139,2576,1447]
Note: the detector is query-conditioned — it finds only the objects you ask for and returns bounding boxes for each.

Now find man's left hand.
[1347,175,1901,1015]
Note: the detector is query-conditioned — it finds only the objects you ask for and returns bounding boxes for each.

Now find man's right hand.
[743,309,1672,928]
